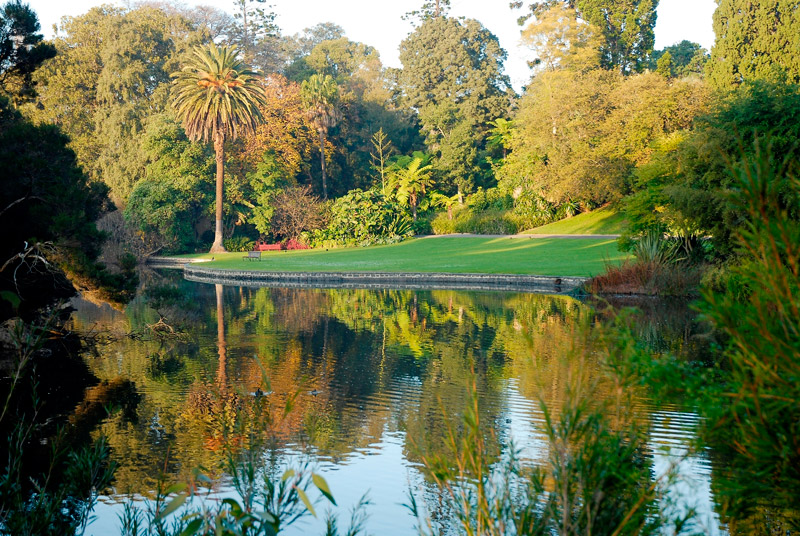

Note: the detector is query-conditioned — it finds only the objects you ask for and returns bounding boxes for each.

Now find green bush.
[223,237,256,252]
[465,187,513,211]
[431,208,519,235]
[308,189,413,247]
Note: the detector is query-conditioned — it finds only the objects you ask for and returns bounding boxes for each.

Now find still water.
[67,272,722,535]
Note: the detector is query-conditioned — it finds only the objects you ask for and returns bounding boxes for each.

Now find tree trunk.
[318,129,328,199]
[210,130,227,253]
[215,283,227,388]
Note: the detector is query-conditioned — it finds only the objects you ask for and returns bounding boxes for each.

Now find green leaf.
[178,518,203,536]
[296,487,316,517]
[222,497,243,516]
[254,511,277,524]
[0,291,20,310]
[312,473,336,505]
[164,482,188,495]
[281,469,295,482]
[156,492,188,521]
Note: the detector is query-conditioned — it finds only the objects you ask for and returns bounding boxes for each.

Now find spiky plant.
[172,43,266,253]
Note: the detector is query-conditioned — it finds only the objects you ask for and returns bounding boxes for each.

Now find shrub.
[223,237,256,252]
[430,208,519,235]
[270,186,328,241]
[309,189,412,247]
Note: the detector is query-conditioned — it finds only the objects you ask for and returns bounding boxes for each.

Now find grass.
[184,237,628,277]
[523,206,627,235]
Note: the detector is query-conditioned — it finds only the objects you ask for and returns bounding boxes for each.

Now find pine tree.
[708,0,800,89]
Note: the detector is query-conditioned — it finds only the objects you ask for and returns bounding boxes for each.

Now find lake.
[65,271,723,535]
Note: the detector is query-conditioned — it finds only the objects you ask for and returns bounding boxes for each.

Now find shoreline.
[171,262,587,294]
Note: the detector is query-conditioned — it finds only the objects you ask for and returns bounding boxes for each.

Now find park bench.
[243,251,262,261]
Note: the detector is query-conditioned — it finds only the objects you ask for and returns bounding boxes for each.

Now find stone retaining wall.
[182,265,586,294]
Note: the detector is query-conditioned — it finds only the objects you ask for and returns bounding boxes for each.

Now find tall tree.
[0,0,55,104]
[520,4,600,73]
[301,73,340,199]
[403,0,451,24]
[708,0,800,89]
[650,40,708,78]
[399,17,513,197]
[230,0,282,73]
[172,43,267,253]
[511,0,658,73]
[25,6,200,202]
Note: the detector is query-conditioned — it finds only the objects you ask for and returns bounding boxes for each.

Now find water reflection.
[66,275,721,535]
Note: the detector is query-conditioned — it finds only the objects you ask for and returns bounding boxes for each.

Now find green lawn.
[186,237,627,277]
[523,207,627,235]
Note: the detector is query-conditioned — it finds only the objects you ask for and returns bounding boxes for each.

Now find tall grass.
[694,142,800,530]
[588,232,699,296]
[408,326,691,536]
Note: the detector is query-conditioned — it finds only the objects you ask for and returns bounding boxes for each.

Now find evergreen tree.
[708,0,800,89]
[512,0,658,73]
[399,16,513,197]
[0,0,55,104]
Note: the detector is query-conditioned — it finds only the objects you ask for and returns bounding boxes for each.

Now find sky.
[30,0,717,91]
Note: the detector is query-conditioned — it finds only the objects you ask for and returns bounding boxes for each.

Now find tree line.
[1,0,799,262]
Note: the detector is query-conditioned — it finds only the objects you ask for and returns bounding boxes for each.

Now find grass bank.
[183,237,628,277]
[523,207,627,235]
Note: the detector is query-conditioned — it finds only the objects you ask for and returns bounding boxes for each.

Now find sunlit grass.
[184,237,628,277]
[523,206,627,235]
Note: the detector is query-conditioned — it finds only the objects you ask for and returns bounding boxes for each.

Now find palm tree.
[487,118,513,160]
[301,74,339,199]
[172,43,266,253]
[389,156,434,221]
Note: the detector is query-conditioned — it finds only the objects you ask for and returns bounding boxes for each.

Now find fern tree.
[389,156,434,221]
[172,43,266,252]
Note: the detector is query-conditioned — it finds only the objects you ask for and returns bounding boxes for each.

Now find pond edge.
[158,260,587,294]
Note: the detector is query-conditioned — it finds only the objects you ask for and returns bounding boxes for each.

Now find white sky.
[30,0,717,92]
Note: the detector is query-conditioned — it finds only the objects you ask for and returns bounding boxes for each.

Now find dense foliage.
[708,0,800,89]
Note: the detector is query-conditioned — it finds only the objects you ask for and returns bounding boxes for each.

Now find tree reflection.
[67,280,709,525]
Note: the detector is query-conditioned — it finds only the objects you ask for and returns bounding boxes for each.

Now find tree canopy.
[708,0,800,89]
[399,16,513,196]
[0,0,55,104]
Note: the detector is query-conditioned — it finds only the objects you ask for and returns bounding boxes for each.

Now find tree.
[625,80,800,256]
[500,69,708,204]
[650,40,708,77]
[229,0,282,73]
[708,0,800,89]
[25,5,200,202]
[172,43,267,253]
[301,73,340,199]
[240,74,317,181]
[270,186,327,240]
[389,156,434,221]
[487,118,513,160]
[403,0,451,24]
[512,0,657,73]
[125,114,215,254]
[520,4,600,73]
[0,96,113,310]
[0,0,55,104]
[399,17,513,197]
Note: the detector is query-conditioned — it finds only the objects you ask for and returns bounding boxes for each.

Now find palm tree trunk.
[210,130,227,253]
[318,129,328,199]
[215,283,227,388]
